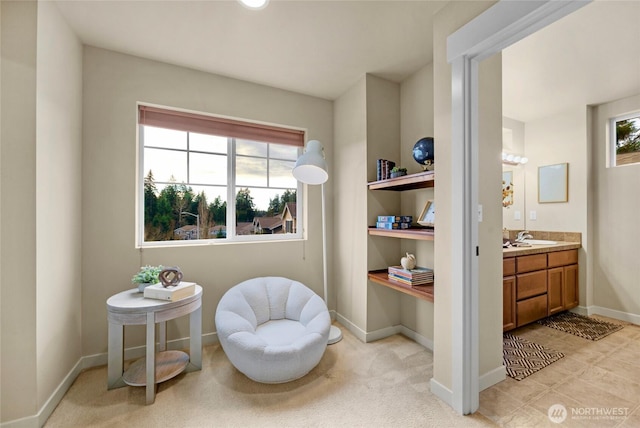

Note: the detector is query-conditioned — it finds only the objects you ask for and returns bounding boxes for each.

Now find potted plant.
[132,265,164,292]
[390,166,407,178]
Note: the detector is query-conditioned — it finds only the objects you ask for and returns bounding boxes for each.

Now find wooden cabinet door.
[503,276,516,331]
[547,267,564,315]
[564,264,579,309]
[517,294,548,327]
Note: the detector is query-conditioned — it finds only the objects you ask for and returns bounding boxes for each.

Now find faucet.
[516,230,533,242]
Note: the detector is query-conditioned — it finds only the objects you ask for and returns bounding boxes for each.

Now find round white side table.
[106,285,202,404]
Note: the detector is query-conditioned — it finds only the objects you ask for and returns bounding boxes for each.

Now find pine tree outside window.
[610,112,640,167]
[138,104,305,246]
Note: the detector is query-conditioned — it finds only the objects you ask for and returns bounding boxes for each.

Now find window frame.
[136,103,306,248]
[609,111,640,168]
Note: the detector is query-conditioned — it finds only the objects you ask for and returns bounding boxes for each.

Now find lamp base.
[327,325,343,345]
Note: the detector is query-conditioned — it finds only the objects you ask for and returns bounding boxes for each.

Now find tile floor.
[479,316,640,427]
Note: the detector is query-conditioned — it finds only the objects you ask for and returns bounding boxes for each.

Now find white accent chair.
[215,277,331,383]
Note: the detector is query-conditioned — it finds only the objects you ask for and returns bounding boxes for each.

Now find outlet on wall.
[530,210,537,221]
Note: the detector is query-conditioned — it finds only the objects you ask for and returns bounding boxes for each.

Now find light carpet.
[45,325,496,427]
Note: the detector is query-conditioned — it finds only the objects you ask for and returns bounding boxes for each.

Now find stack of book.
[376,215,412,230]
[376,159,396,181]
[387,266,434,286]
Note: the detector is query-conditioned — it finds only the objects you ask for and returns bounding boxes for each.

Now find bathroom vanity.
[502,237,580,331]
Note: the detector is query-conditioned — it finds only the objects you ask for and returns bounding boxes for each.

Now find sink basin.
[522,239,557,245]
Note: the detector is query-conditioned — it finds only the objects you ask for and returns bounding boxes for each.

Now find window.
[138,105,305,245]
[610,112,640,167]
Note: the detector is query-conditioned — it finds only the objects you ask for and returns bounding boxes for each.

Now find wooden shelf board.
[368,171,435,191]
[368,227,434,241]
[368,270,434,302]
[123,350,189,386]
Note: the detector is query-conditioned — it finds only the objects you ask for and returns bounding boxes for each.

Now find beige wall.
[333,77,368,331]
[35,0,83,411]
[1,1,38,421]
[432,0,498,392]
[81,47,333,355]
[399,64,435,340]
[592,94,640,317]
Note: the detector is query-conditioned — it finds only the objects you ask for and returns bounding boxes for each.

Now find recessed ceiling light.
[239,0,269,10]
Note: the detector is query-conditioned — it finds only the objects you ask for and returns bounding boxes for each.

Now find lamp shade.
[292,140,328,185]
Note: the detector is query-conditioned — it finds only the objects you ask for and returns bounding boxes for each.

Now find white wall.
[591,94,640,319]
[81,47,333,356]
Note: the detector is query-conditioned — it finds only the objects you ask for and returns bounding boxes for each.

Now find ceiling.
[54,0,447,101]
[54,0,639,120]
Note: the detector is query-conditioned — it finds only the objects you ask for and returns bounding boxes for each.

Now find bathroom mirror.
[538,163,568,203]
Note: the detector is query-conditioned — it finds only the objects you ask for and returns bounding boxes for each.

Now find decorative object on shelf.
[538,163,568,203]
[293,139,342,345]
[131,265,164,292]
[159,266,183,288]
[376,159,396,180]
[390,166,407,178]
[412,137,434,171]
[401,253,416,270]
[502,171,514,208]
[418,200,435,227]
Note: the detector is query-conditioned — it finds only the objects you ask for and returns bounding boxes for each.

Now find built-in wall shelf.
[368,270,434,302]
[368,171,435,191]
[367,227,434,241]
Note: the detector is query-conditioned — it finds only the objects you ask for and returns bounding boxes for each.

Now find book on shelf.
[387,273,433,286]
[376,222,410,230]
[377,215,413,223]
[144,281,196,301]
[387,266,434,281]
[376,159,396,180]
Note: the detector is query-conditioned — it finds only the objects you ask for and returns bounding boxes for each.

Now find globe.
[412,137,434,170]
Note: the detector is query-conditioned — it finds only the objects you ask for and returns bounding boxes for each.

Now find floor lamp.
[292,140,343,345]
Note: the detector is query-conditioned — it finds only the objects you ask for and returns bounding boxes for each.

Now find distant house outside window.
[610,112,640,167]
[138,104,304,246]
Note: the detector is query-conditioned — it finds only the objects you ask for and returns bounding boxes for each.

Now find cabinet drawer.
[503,258,516,276]
[548,249,578,268]
[516,270,547,300]
[516,254,547,273]
[517,294,548,327]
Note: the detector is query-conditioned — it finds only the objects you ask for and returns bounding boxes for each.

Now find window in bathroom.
[610,112,640,167]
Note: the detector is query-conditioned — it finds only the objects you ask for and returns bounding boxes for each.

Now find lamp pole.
[180,212,200,240]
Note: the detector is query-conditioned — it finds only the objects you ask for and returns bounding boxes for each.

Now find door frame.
[446,0,591,414]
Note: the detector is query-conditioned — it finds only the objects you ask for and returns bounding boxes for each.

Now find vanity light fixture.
[502,152,528,166]
[238,0,269,10]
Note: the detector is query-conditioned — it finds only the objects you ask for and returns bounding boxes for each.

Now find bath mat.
[536,312,623,341]
[503,333,564,381]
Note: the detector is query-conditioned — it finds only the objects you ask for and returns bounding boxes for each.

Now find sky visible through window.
[143,126,298,211]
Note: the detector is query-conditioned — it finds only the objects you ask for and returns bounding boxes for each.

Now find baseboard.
[335,313,367,342]
[398,325,434,351]
[1,332,219,428]
[430,378,453,408]
[582,305,640,325]
[0,358,84,428]
[365,325,401,342]
[479,365,506,391]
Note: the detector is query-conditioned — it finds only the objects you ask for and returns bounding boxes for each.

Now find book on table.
[144,281,197,301]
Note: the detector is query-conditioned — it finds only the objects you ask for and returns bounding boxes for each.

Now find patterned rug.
[503,333,564,381]
[536,312,623,340]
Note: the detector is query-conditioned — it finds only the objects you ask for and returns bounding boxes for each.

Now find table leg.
[107,322,125,389]
[158,321,167,352]
[188,304,202,370]
[146,312,156,404]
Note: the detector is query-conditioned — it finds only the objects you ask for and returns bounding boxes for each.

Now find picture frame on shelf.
[418,200,435,227]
